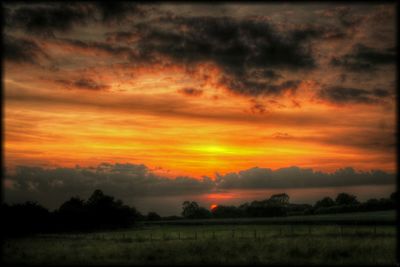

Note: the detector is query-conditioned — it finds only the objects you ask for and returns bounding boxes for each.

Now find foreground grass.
[3,225,396,265]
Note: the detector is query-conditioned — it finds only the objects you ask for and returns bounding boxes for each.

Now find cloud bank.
[4,3,395,103]
[5,163,395,210]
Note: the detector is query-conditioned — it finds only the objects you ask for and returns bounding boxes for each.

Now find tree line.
[181,192,397,219]
[2,190,397,236]
[2,190,150,236]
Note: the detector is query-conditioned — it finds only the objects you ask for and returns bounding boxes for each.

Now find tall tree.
[314,197,335,209]
[181,201,211,219]
[268,193,289,206]
[335,193,359,206]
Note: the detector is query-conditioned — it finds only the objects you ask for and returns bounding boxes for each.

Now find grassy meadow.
[3,211,397,265]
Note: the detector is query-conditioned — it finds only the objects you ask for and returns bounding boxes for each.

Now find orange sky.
[2,3,397,214]
[3,3,397,177]
[4,59,396,178]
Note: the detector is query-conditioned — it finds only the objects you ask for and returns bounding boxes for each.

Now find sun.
[210,204,218,211]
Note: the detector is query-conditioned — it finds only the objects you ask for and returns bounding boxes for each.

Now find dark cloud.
[4,163,214,210]
[262,70,282,80]
[3,6,12,27]
[318,6,365,38]
[221,78,302,96]
[178,88,203,97]
[319,86,390,104]
[130,16,319,96]
[372,88,390,97]
[5,2,148,35]
[367,5,396,24]
[216,166,395,189]
[6,3,93,36]
[4,35,48,65]
[12,12,309,97]
[320,26,347,40]
[73,79,110,91]
[4,3,396,101]
[336,6,365,29]
[55,78,110,91]
[149,17,315,70]
[331,44,396,72]
[248,69,283,81]
[5,163,395,210]
[105,31,142,43]
[95,2,147,24]
[290,27,324,43]
[57,38,132,57]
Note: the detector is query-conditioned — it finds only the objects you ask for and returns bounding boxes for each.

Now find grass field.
[3,211,397,265]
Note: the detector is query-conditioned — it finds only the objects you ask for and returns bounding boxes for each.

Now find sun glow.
[3,5,396,178]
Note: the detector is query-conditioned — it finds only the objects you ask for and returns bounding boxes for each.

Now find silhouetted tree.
[376,197,394,210]
[181,201,211,219]
[85,189,138,229]
[211,205,243,218]
[314,197,335,209]
[147,211,161,221]
[268,193,289,206]
[2,201,50,236]
[3,190,397,236]
[286,203,313,215]
[59,197,86,213]
[366,198,380,206]
[182,201,198,218]
[55,197,89,230]
[390,191,397,203]
[335,193,359,206]
[246,199,287,217]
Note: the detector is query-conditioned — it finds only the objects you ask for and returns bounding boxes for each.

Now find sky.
[2,2,397,215]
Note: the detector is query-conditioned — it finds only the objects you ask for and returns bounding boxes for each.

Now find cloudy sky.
[3,2,397,215]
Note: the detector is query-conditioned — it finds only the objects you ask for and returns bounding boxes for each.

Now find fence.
[43,224,395,243]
